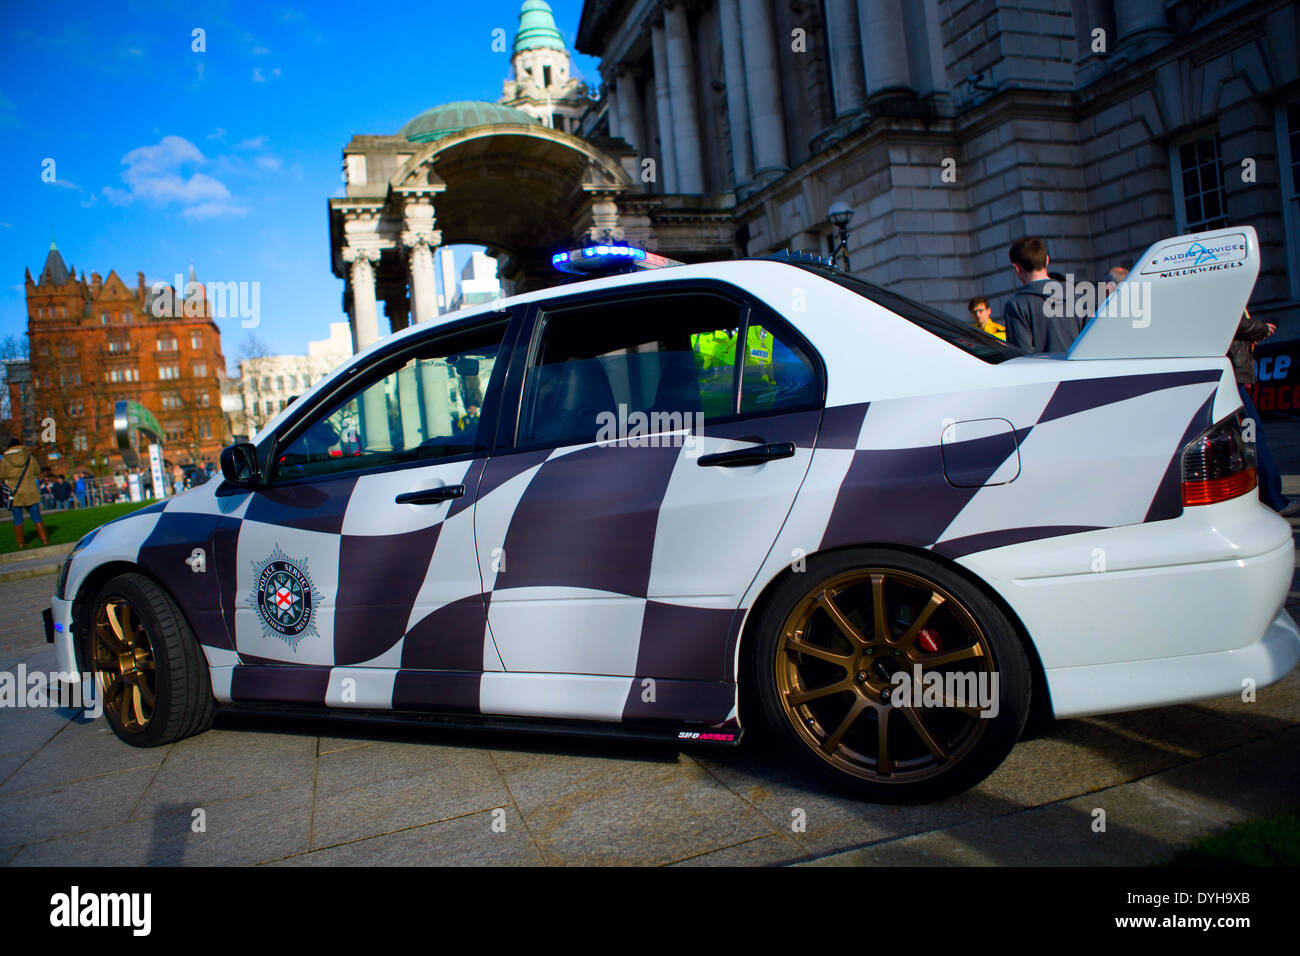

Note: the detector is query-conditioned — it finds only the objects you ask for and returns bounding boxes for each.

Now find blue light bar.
[553,243,672,275]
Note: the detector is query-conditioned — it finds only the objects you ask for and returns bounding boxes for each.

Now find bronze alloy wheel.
[774,567,996,786]
[91,596,157,733]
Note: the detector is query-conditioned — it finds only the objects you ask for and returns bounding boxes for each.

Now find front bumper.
[49,595,76,676]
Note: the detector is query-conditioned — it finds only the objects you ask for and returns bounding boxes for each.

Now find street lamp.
[827,202,854,271]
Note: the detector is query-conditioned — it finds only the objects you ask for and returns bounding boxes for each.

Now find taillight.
[1181,411,1258,506]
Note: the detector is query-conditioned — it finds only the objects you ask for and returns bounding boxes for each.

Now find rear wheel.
[89,573,216,747]
[750,549,1030,803]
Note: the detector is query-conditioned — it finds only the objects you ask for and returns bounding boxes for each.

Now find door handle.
[697,441,796,468]
[395,484,465,505]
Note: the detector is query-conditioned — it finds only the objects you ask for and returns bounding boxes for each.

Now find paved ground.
[1,529,1298,867]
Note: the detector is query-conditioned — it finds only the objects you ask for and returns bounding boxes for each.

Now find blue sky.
[0,0,601,371]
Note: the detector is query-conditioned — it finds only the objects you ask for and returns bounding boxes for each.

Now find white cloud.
[184,201,249,221]
[233,136,267,150]
[104,135,248,218]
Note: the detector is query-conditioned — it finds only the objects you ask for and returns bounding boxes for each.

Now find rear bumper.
[957,492,1297,715]
[1046,607,1300,718]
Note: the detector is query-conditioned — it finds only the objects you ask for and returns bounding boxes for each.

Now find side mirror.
[455,357,480,377]
[220,443,261,486]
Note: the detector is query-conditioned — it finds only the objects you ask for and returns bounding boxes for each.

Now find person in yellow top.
[1,438,50,549]
[968,296,1006,340]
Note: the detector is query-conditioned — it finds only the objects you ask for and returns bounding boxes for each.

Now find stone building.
[329,0,1299,357]
[501,0,596,132]
[23,242,229,473]
[579,0,1300,331]
[235,321,352,436]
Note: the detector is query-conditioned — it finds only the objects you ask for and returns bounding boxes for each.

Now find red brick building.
[23,241,229,476]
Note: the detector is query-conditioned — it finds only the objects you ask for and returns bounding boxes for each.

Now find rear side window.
[519,292,819,448]
[788,262,1021,362]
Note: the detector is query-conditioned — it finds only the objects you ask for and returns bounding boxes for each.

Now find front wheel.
[750,549,1030,803]
[88,573,216,747]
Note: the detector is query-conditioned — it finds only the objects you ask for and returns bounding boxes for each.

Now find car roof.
[398,258,816,336]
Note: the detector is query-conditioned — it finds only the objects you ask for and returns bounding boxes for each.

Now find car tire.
[748,548,1030,803]
[88,573,216,747]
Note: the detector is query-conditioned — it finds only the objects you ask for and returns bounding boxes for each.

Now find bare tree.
[0,335,29,360]
[237,335,276,433]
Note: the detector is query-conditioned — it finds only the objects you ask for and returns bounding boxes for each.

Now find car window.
[519,292,818,448]
[737,320,817,414]
[781,261,1021,362]
[274,322,506,481]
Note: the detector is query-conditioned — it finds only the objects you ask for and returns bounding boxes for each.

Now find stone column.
[606,79,622,140]
[615,65,641,151]
[1115,0,1172,44]
[407,241,438,323]
[578,192,623,243]
[664,2,705,194]
[396,364,423,448]
[857,0,912,100]
[738,0,788,181]
[402,198,441,324]
[825,0,866,116]
[342,244,391,452]
[650,18,679,193]
[718,0,753,190]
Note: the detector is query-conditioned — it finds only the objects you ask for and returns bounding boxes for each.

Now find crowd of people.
[966,235,1297,517]
[0,446,216,549]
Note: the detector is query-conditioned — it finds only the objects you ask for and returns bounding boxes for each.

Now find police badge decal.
[249,545,325,649]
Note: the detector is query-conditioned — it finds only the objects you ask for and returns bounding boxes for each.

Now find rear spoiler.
[1068,225,1259,361]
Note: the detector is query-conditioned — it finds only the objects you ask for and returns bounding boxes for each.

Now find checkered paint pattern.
[60,367,1224,732]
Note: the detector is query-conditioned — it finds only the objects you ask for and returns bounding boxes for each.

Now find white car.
[45,225,1297,803]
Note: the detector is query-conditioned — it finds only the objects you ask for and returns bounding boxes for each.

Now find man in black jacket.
[1232,310,1298,516]
[1002,237,1084,353]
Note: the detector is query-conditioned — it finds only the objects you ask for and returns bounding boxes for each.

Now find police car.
[45,226,1299,803]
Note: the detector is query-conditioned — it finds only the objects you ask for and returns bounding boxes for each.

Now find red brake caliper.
[917,627,942,653]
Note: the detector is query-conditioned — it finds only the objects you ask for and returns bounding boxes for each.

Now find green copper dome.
[399,100,540,144]
[514,0,567,54]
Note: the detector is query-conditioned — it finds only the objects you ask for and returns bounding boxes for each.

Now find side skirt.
[215,702,744,747]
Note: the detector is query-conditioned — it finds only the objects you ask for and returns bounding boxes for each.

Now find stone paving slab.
[9,784,315,866]
[0,764,160,851]
[489,745,780,865]
[268,806,544,866]
[802,726,1300,866]
[310,741,511,849]
[1,719,168,795]
[668,832,804,867]
[129,729,313,821]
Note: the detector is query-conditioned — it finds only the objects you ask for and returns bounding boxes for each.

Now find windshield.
[782,261,1022,363]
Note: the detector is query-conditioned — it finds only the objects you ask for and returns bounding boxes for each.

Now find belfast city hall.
[329,0,1300,354]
